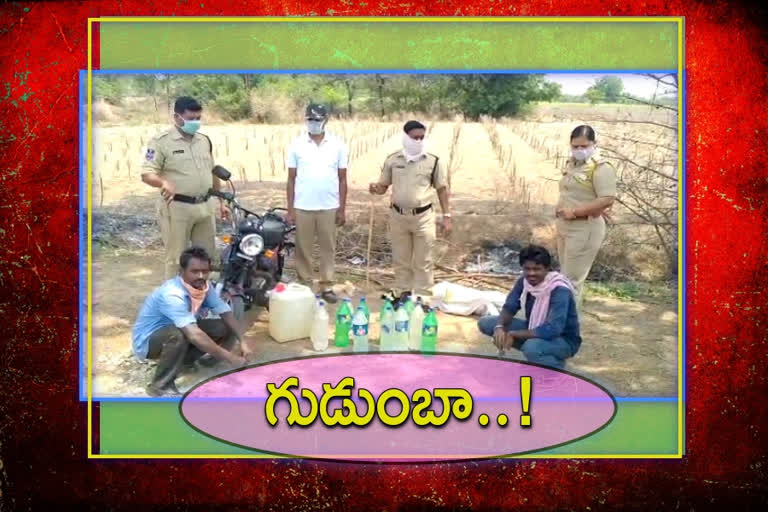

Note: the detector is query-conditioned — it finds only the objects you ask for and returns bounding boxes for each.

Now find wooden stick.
[365,199,375,291]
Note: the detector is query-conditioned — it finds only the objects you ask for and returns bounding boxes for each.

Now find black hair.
[174,96,203,115]
[403,120,426,134]
[179,246,211,269]
[570,125,596,142]
[518,245,552,268]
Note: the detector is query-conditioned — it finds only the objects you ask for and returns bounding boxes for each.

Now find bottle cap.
[274,284,286,293]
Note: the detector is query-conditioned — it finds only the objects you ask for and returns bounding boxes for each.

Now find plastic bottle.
[311,301,329,352]
[268,283,316,343]
[421,308,438,352]
[408,298,425,351]
[334,298,353,347]
[403,296,415,317]
[379,301,395,351]
[358,297,371,322]
[393,305,410,351]
[352,306,369,353]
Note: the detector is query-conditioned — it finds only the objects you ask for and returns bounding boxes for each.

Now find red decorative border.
[1,1,767,508]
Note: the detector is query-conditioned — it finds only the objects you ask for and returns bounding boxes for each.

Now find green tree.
[586,76,624,103]
[93,76,126,105]
[585,88,606,104]
[178,75,251,120]
[449,74,561,120]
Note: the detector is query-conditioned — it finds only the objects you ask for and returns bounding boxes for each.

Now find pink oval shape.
[180,354,616,462]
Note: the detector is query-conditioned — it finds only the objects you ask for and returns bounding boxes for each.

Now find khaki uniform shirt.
[141,127,215,197]
[378,152,447,209]
[557,157,617,211]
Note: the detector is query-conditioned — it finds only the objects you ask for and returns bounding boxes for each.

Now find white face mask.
[571,146,595,161]
[402,133,425,156]
[307,120,325,135]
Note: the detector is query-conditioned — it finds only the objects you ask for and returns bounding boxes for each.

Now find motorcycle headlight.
[239,234,264,256]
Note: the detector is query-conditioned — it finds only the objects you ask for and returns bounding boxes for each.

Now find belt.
[557,213,591,221]
[173,193,209,204]
[392,203,432,216]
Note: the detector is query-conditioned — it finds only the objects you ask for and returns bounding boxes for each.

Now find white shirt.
[286,132,349,211]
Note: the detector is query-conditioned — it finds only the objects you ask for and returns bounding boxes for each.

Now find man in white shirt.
[286,103,349,304]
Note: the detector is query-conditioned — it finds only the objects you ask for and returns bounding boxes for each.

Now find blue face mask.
[179,117,201,135]
[307,120,325,135]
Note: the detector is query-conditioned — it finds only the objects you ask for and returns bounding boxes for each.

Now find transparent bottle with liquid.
[379,301,395,351]
[311,301,329,352]
[408,298,425,351]
[393,305,410,351]
[352,306,369,353]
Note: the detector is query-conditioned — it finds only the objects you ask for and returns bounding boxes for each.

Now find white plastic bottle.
[379,303,395,351]
[393,305,410,351]
[310,300,329,352]
[352,306,369,353]
[408,298,425,351]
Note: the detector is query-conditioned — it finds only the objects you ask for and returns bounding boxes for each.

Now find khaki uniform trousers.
[555,216,606,310]
[158,199,216,279]
[294,209,337,291]
[390,208,436,296]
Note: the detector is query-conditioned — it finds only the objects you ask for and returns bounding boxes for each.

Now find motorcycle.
[208,165,295,321]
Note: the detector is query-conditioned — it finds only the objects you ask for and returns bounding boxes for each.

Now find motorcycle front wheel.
[231,295,246,323]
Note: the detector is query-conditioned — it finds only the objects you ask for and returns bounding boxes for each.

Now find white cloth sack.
[430,281,509,317]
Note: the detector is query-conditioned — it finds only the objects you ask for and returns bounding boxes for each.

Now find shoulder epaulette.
[199,132,214,155]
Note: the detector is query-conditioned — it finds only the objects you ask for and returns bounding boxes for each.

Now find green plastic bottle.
[334,299,353,347]
[421,308,438,352]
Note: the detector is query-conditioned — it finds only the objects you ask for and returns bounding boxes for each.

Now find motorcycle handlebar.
[208,189,295,225]
[207,188,235,202]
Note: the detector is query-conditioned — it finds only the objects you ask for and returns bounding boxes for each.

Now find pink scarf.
[521,271,575,330]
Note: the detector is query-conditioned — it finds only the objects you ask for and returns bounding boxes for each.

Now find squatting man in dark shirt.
[477,245,582,370]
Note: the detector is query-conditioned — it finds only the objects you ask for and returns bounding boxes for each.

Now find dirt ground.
[88,118,678,399]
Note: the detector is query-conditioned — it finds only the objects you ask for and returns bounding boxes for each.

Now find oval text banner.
[180,353,616,462]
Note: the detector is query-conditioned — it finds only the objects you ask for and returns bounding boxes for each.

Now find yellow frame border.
[86,15,685,460]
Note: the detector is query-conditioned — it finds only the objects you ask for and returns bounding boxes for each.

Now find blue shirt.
[502,277,582,350]
[131,277,232,360]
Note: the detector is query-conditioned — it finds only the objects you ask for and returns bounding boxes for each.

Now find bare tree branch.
[619,94,678,112]
[596,118,677,131]
[601,147,678,182]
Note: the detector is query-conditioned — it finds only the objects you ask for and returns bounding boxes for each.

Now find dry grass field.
[88,102,679,398]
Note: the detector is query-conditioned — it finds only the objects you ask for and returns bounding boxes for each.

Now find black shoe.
[321,290,338,304]
[145,381,182,397]
[382,290,398,303]
[145,383,164,397]
[196,354,219,368]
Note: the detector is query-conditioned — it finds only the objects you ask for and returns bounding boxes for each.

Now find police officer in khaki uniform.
[555,125,617,309]
[369,120,452,299]
[141,96,228,279]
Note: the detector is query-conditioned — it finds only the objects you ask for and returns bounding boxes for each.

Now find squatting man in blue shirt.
[477,245,582,370]
[132,246,252,396]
